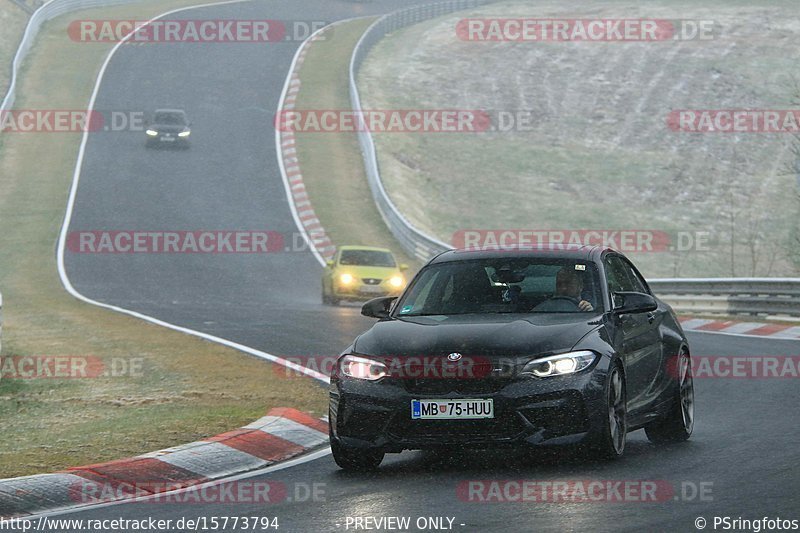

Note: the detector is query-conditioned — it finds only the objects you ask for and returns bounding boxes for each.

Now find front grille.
[402,377,509,394]
[388,411,526,441]
[400,361,517,394]
[362,278,382,285]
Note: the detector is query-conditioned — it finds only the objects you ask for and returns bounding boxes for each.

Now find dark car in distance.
[329,245,694,470]
[145,109,191,148]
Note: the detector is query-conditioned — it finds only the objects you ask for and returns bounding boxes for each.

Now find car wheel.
[322,286,331,305]
[645,350,694,444]
[330,436,384,471]
[591,363,627,459]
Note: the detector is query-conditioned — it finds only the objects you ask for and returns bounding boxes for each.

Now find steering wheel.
[548,296,581,309]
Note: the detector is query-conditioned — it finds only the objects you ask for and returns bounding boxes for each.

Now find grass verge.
[0,0,327,479]
[292,18,420,271]
[0,1,31,98]
[357,0,800,278]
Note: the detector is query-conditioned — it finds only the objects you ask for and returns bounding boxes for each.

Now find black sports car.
[145,109,191,148]
[329,245,694,470]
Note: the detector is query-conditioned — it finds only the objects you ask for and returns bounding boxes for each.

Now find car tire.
[322,286,331,305]
[330,436,384,471]
[590,362,627,459]
[645,350,694,444]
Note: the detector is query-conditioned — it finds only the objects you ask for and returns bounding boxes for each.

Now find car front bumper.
[329,357,611,452]
[147,134,189,145]
[333,283,402,300]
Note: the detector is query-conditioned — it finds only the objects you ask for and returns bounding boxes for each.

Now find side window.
[620,259,649,294]
[605,256,639,293]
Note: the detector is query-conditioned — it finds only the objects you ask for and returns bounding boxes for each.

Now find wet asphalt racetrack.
[58,0,800,531]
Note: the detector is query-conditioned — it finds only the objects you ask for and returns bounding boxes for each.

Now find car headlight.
[388,275,404,288]
[146,129,158,136]
[178,130,191,137]
[339,355,387,381]
[339,273,354,285]
[521,351,597,378]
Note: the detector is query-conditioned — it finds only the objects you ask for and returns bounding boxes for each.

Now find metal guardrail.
[348,2,800,317]
[1,0,149,115]
[349,0,498,263]
[5,1,800,318]
[649,279,800,318]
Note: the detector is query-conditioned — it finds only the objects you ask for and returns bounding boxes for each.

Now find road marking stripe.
[696,320,736,331]
[209,430,304,462]
[247,418,327,449]
[680,318,714,330]
[154,441,269,479]
[718,322,768,334]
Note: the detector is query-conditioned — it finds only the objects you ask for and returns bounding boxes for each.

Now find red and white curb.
[279,27,337,262]
[0,408,327,518]
[679,317,800,339]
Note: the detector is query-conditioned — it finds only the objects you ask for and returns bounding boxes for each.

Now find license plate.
[161,136,175,142]
[411,399,494,420]
[361,285,384,293]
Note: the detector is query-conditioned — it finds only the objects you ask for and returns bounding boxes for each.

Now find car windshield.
[339,250,396,267]
[153,112,185,125]
[395,258,602,316]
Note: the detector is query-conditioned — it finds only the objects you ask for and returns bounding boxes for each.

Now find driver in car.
[534,267,594,312]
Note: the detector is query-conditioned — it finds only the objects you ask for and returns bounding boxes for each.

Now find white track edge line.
[54,0,331,384]
[21,447,333,520]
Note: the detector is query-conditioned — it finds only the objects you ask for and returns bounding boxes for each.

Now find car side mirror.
[361,296,397,319]
[325,260,334,268]
[399,263,409,271]
[613,291,658,314]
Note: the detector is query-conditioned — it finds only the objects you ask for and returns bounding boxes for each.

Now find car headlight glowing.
[178,130,191,137]
[340,355,387,381]
[339,273,354,285]
[522,351,597,378]
[388,275,404,288]
[146,129,158,136]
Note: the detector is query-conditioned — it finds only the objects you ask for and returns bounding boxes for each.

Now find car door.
[620,258,670,412]
[605,255,662,418]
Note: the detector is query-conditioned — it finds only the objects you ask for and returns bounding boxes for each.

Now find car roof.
[338,245,394,253]
[428,244,606,265]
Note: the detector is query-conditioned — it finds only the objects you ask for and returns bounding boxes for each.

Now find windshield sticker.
[575,264,586,271]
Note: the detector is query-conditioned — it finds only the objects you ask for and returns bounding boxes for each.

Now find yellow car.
[322,246,408,305]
